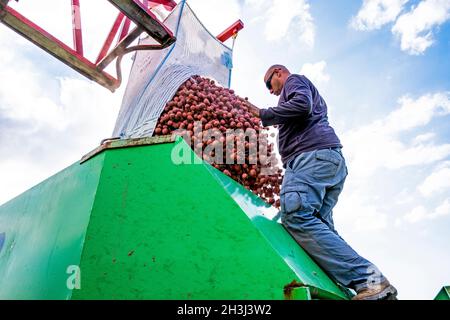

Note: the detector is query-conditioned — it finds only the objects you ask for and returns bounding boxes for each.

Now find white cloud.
[404,199,450,223]
[243,0,315,48]
[351,0,450,55]
[0,159,51,205]
[8,0,119,62]
[187,0,241,36]
[404,205,428,223]
[435,199,450,217]
[245,0,267,5]
[0,77,122,205]
[418,162,450,197]
[396,189,416,205]
[335,189,388,232]
[413,132,436,145]
[300,61,330,87]
[274,0,314,47]
[7,0,73,46]
[341,206,388,232]
[392,0,450,55]
[383,94,450,133]
[342,92,450,177]
[0,24,123,204]
[0,57,67,132]
[265,0,315,48]
[351,0,409,30]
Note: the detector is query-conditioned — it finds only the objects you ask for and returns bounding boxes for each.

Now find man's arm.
[260,77,313,127]
[247,102,260,117]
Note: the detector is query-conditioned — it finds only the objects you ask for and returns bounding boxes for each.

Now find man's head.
[264,65,291,96]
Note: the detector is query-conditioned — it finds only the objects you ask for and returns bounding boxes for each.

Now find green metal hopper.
[0,136,350,300]
[434,286,450,300]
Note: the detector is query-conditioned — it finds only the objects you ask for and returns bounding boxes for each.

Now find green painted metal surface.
[206,164,350,300]
[72,137,347,299]
[0,137,349,299]
[434,286,450,300]
[73,140,294,299]
[288,287,311,300]
[0,154,105,299]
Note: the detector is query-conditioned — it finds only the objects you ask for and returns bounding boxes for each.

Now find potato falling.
[153,75,283,208]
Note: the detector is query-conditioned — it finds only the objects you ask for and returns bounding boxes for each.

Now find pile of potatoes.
[153,75,283,208]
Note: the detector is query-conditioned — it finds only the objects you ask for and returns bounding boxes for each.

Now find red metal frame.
[95,13,125,65]
[217,20,244,43]
[108,0,174,44]
[0,0,177,91]
[0,0,244,92]
[148,0,177,11]
[71,0,83,55]
[0,5,118,89]
[119,16,132,41]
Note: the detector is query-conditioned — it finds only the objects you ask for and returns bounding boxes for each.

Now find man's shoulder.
[283,74,311,95]
[288,73,302,81]
[286,74,310,86]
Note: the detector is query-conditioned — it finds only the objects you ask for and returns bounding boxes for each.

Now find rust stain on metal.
[283,280,304,300]
[80,135,176,164]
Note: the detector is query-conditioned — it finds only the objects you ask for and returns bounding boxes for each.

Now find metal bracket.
[80,135,176,164]
[107,0,175,46]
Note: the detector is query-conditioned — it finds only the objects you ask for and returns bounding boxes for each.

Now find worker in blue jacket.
[248,64,398,300]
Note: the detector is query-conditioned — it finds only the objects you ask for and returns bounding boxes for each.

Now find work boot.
[352,280,398,300]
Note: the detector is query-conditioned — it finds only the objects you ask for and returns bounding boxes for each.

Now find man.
[248,65,397,300]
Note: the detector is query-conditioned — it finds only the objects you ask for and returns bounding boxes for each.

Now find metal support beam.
[149,0,177,11]
[217,20,244,43]
[71,0,84,55]
[118,17,131,42]
[97,25,175,71]
[95,12,125,64]
[97,26,143,70]
[107,0,175,46]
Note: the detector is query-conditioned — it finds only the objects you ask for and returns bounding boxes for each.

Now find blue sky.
[0,0,449,299]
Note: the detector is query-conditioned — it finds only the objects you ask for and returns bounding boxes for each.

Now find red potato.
[154,75,283,208]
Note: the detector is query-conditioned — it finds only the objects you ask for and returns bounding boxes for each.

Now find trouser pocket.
[280,185,309,215]
[314,149,341,179]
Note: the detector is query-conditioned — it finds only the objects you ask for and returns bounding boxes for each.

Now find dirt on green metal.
[283,280,304,300]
